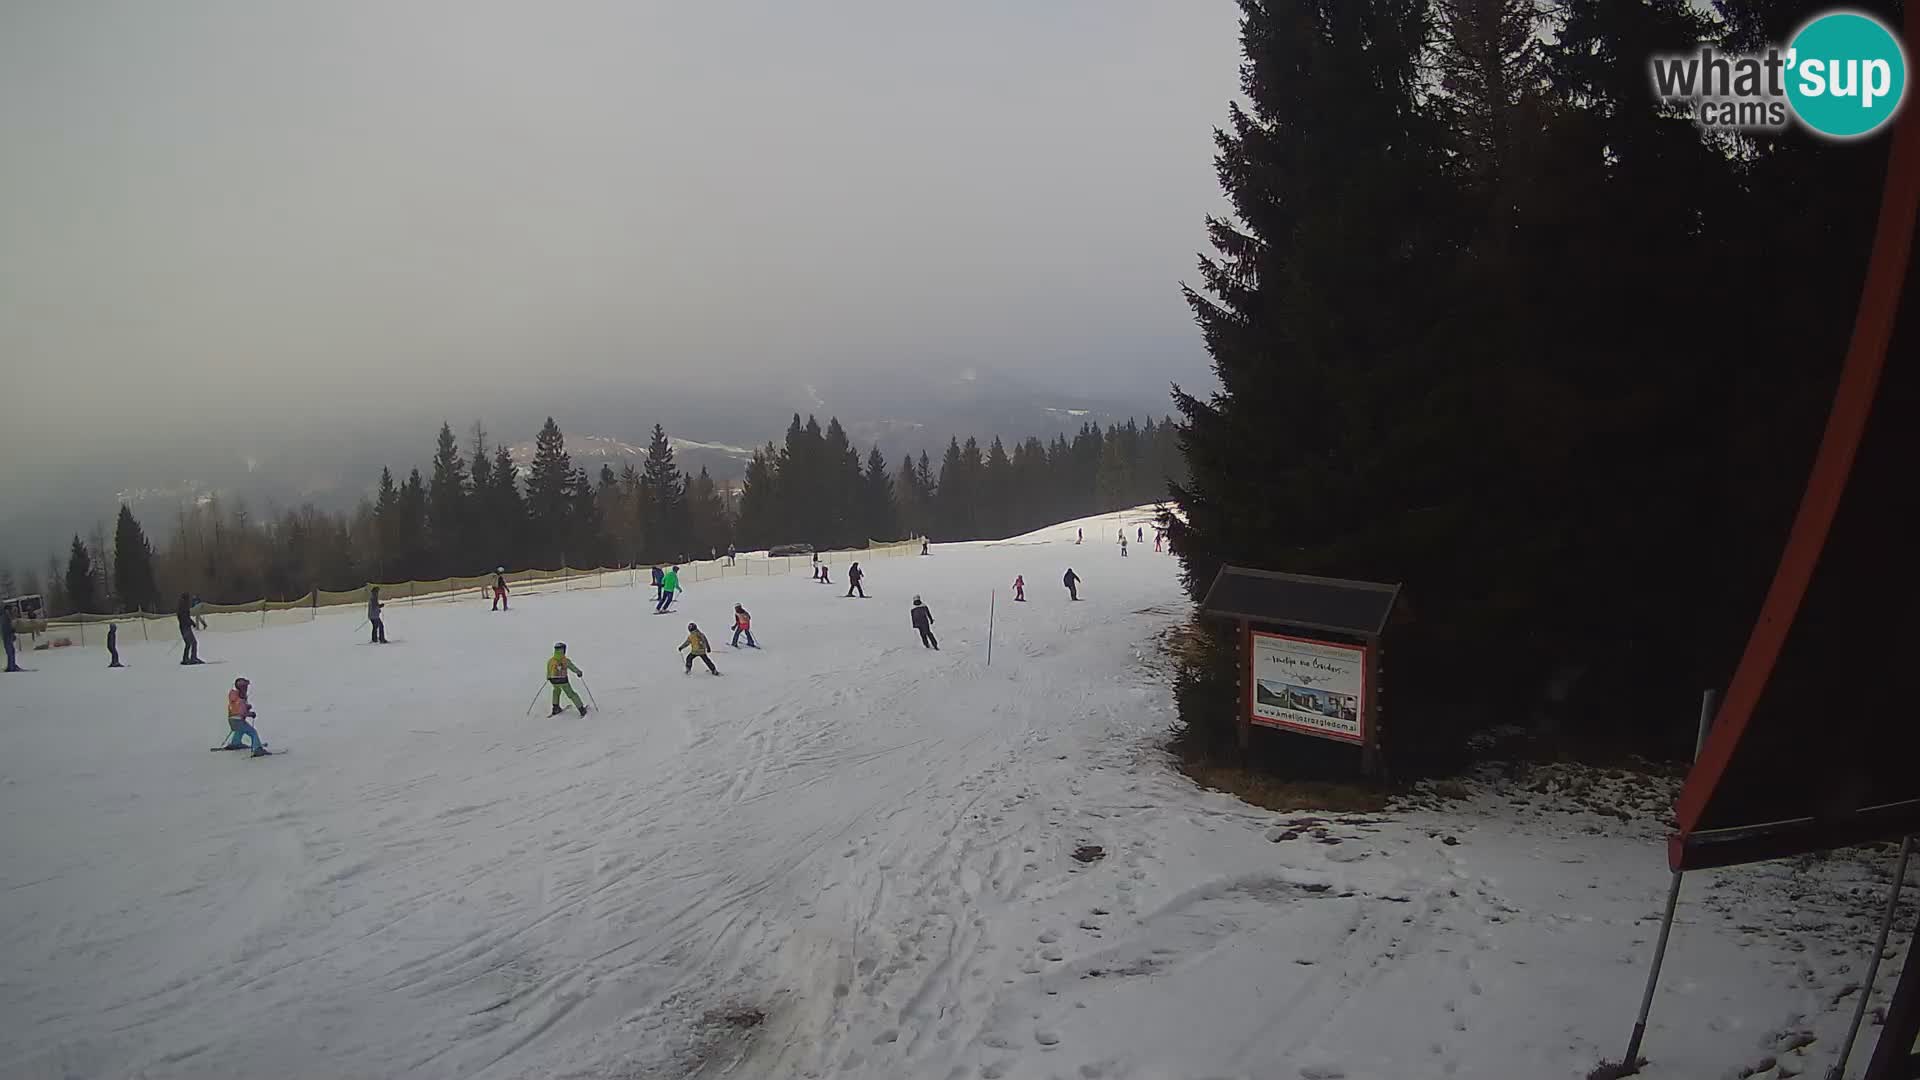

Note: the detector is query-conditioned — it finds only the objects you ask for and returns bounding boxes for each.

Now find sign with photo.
[1249,631,1366,744]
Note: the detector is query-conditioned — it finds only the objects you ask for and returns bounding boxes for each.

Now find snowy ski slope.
[0,508,1909,1080]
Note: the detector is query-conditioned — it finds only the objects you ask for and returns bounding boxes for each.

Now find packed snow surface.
[1,509,1911,1079]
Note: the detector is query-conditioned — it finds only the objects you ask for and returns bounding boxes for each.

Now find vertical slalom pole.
[988,590,995,666]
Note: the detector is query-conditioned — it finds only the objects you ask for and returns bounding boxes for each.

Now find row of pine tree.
[1165,0,1910,766]
[6,413,1182,615]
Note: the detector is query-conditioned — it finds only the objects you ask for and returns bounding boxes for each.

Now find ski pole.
[577,676,600,710]
[525,683,547,716]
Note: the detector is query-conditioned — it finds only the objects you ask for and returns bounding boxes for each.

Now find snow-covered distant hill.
[502,434,756,480]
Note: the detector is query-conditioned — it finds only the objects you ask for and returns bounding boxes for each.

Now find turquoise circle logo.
[1786,11,1908,138]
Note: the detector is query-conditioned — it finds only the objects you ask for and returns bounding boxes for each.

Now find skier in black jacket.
[846,562,866,598]
[1063,568,1080,601]
[176,592,202,664]
[910,596,937,650]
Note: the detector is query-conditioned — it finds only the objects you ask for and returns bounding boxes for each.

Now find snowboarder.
[492,567,510,611]
[679,623,719,675]
[367,586,387,644]
[655,566,680,613]
[650,565,664,603]
[846,562,866,598]
[2,604,21,672]
[1063,568,1081,601]
[214,677,268,755]
[730,605,757,648]
[176,592,202,664]
[910,595,938,650]
[727,544,736,566]
[1013,575,1025,602]
[107,622,122,668]
[546,643,588,716]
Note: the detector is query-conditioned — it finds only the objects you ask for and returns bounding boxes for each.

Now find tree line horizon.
[5,412,1183,616]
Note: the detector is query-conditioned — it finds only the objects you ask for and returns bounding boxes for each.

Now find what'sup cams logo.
[1650,9,1908,139]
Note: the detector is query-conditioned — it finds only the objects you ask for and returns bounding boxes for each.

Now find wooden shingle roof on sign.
[1198,566,1400,640]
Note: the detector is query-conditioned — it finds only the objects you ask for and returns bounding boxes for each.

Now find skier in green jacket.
[655,565,681,613]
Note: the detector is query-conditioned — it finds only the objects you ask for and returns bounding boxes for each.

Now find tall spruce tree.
[113,504,159,612]
[427,421,469,573]
[1168,0,1446,761]
[65,535,97,614]
[864,446,897,540]
[641,424,686,558]
[489,444,524,568]
[524,418,572,565]
[737,444,780,550]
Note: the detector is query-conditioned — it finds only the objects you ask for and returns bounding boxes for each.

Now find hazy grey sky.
[1,1,1238,453]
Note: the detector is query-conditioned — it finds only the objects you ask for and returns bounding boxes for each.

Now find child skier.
[368,586,387,643]
[655,565,680,613]
[214,677,269,755]
[731,605,757,648]
[910,596,938,650]
[1013,575,1025,602]
[1063,568,1081,601]
[846,562,866,598]
[680,623,719,675]
[492,567,510,611]
[546,643,588,716]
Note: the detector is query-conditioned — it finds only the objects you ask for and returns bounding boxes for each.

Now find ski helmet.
[913,595,922,604]
[234,677,249,689]
[687,622,697,631]
[554,642,566,651]
[497,566,505,573]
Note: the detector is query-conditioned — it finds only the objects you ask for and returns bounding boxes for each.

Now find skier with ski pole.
[212,677,270,755]
[545,643,588,716]
[679,623,719,675]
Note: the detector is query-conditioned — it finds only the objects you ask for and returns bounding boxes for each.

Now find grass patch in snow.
[1176,759,1388,814]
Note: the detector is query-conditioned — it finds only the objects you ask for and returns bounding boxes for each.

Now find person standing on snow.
[921,539,930,556]
[1077,527,1083,544]
[730,605,757,648]
[650,565,664,603]
[176,592,202,664]
[546,643,588,716]
[2,605,21,673]
[727,544,736,566]
[679,623,719,675]
[655,565,680,613]
[1120,536,1128,558]
[910,595,938,650]
[1063,568,1081,601]
[817,563,832,585]
[213,677,269,755]
[492,567,510,611]
[367,586,388,644]
[1013,575,1026,602]
[846,562,866,598]
[107,622,122,668]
